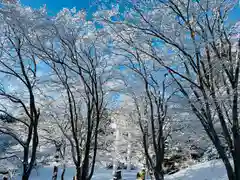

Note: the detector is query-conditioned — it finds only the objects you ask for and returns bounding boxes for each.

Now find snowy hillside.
[11,160,226,180]
[165,160,227,180]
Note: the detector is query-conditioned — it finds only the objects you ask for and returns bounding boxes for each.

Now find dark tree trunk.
[232,81,240,180]
[81,138,90,180]
[22,147,29,179]
[153,171,164,180]
[52,166,58,180]
[221,155,235,180]
[233,138,240,180]
[76,166,81,180]
[208,126,235,180]
[22,162,31,180]
[22,173,30,180]
[61,164,66,180]
[152,161,164,180]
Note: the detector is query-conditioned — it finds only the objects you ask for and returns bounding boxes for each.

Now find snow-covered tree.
[28,8,114,180]
[0,3,48,179]
[101,43,179,179]
[95,0,240,179]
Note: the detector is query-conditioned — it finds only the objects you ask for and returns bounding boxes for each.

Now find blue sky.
[229,6,240,22]
[21,0,239,21]
[20,0,93,15]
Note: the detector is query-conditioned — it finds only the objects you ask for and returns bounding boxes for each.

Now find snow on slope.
[12,160,227,180]
[165,160,227,180]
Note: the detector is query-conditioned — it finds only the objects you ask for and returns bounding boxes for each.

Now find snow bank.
[165,160,227,180]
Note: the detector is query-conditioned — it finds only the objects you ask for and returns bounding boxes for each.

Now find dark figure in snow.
[113,170,122,180]
[136,169,145,180]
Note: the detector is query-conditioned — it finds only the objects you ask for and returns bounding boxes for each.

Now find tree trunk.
[22,173,30,180]
[233,136,240,180]
[21,122,39,180]
[22,157,31,180]
[214,138,235,180]
[61,164,66,180]
[153,172,164,180]
[113,127,120,173]
[52,166,58,180]
[232,82,240,180]
[22,147,29,180]
[81,163,89,180]
[76,166,82,180]
[81,131,91,180]
[127,132,132,171]
[153,164,164,180]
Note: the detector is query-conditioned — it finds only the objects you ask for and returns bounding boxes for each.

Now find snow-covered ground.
[12,160,227,180]
[165,160,227,180]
